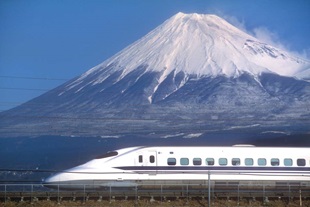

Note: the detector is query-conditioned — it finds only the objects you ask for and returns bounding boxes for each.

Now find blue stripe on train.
[116,166,310,172]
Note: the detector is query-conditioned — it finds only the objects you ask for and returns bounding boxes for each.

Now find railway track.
[1,183,310,206]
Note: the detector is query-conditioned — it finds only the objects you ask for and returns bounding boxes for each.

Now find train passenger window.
[180,158,189,165]
[245,158,253,166]
[150,155,155,163]
[139,155,143,163]
[284,158,293,166]
[167,158,176,165]
[219,158,227,166]
[297,159,306,166]
[232,158,240,166]
[193,158,202,165]
[206,158,214,166]
[271,158,280,166]
[258,158,266,166]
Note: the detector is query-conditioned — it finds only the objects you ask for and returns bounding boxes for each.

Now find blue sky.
[1,0,310,111]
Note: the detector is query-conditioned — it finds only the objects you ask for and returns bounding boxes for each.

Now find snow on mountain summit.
[77,12,310,87]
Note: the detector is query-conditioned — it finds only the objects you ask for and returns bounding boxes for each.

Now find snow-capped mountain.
[70,13,309,85]
[1,12,310,137]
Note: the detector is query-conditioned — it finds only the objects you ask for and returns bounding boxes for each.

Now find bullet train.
[44,145,310,190]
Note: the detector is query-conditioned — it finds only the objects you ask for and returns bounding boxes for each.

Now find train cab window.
[245,158,253,166]
[139,155,143,163]
[258,158,266,166]
[284,158,293,166]
[167,158,176,165]
[96,151,118,159]
[150,155,155,163]
[180,158,189,165]
[297,159,306,166]
[271,158,280,166]
[206,158,214,166]
[219,158,227,166]
[232,158,240,166]
[193,158,202,165]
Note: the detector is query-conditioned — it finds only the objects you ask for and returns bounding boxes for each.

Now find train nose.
[42,181,58,189]
[43,173,63,189]
[43,173,80,190]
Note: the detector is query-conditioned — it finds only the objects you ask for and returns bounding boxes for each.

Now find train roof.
[117,145,309,149]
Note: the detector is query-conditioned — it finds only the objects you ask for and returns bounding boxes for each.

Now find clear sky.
[1,0,310,111]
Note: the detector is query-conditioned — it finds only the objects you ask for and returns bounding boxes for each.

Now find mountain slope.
[1,12,310,137]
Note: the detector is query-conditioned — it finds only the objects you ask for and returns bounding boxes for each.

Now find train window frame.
[245,158,253,166]
[167,158,176,166]
[206,158,214,166]
[232,158,240,166]
[219,158,227,166]
[284,158,293,166]
[297,158,306,166]
[139,155,143,163]
[150,155,155,163]
[193,158,202,166]
[258,158,266,166]
[180,158,189,165]
[271,158,280,166]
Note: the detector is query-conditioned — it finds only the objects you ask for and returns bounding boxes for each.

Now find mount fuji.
[1,12,310,137]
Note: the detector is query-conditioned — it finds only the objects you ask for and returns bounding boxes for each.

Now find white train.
[44,145,310,189]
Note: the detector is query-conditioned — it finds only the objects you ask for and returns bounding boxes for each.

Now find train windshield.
[95,151,118,159]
